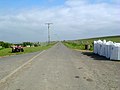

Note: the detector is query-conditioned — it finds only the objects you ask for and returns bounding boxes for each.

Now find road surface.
[0,43,120,90]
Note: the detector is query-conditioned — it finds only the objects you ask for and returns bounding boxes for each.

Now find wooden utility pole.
[45,23,53,44]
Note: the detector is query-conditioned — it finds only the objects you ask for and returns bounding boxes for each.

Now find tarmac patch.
[75,76,80,78]
[78,67,83,69]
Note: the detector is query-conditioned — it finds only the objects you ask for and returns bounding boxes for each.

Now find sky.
[0,0,120,42]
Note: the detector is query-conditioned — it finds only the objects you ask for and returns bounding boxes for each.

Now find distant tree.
[3,43,10,48]
[0,41,11,48]
[0,41,4,46]
[23,42,33,47]
[34,44,38,47]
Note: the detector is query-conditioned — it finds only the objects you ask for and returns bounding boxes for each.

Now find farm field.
[63,35,120,51]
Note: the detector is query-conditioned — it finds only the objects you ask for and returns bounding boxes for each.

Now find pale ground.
[0,43,120,90]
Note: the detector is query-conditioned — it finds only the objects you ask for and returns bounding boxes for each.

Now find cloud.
[0,0,120,42]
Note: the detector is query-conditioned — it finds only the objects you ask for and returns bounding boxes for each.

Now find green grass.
[0,43,55,57]
[63,35,120,51]
[77,35,120,44]
[63,42,85,50]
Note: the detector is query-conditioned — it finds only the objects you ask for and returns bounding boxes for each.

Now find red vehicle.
[11,45,24,53]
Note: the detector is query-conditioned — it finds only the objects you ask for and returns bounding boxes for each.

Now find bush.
[0,41,11,48]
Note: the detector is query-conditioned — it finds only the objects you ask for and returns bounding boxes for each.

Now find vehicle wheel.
[21,49,24,52]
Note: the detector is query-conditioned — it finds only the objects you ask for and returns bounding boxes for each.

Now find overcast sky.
[0,0,120,42]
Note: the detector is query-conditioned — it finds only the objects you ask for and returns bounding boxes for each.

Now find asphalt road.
[0,51,41,81]
[0,42,120,90]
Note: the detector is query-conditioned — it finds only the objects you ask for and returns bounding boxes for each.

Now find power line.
[45,23,53,44]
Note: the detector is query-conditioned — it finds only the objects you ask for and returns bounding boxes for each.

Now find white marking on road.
[0,50,46,84]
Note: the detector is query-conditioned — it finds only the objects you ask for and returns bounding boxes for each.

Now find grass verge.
[0,43,55,57]
[63,35,120,51]
[63,42,88,50]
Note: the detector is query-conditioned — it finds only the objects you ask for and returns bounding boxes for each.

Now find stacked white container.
[94,40,120,60]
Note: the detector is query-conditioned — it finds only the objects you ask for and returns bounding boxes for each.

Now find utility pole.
[45,23,53,44]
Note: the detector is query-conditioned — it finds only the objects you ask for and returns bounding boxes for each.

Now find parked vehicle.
[11,45,24,53]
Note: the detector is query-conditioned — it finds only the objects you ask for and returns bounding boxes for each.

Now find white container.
[97,40,103,55]
[94,40,120,60]
[110,43,120,60]
[105,41,114,58]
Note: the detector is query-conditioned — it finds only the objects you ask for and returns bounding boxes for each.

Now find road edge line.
[0,50,45,84]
